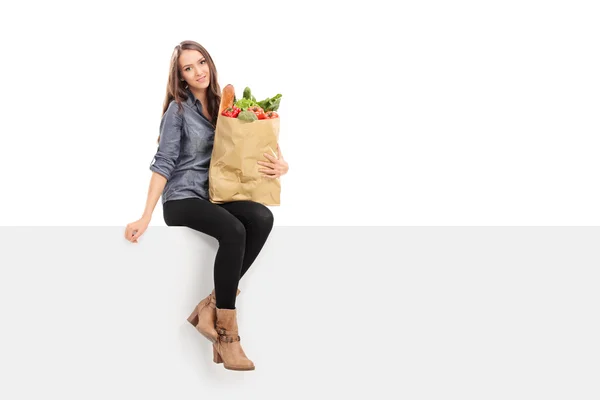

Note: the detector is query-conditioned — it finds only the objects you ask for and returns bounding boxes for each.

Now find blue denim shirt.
[149,90,215,204]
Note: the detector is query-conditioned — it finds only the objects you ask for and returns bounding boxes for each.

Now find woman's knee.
[221,218,246,244]
[253,203,274,229]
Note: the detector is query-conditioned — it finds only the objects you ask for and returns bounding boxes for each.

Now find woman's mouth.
[196,76,206,82]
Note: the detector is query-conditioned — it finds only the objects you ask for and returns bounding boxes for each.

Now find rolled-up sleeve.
[149,101,183,180]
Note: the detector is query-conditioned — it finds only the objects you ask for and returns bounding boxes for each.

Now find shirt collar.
[185,88,203,107]
[185,89,195,105]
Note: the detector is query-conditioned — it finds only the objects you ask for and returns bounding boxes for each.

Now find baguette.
[219,84,235,114]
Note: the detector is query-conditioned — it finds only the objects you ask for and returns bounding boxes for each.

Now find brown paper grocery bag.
[208,114,281,205]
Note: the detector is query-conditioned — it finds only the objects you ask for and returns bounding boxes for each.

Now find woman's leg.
[163,198,245,309]
[217,200,275,279]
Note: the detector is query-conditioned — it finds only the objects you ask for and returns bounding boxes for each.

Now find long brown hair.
[157,40,221,144]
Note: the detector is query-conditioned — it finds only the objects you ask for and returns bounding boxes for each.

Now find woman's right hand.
[124,216,150,243]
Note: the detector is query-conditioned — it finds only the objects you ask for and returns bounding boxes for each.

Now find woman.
[124,40,289,371]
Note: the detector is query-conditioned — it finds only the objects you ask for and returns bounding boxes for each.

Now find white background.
[1,0,599,226]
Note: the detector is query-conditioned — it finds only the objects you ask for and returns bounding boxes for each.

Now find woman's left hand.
[258,144,289,179]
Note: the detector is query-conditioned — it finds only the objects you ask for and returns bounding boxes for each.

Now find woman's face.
[179,49,210,92]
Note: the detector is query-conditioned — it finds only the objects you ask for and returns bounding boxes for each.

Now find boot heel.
[187,307,199,326]
[213,345,223,364]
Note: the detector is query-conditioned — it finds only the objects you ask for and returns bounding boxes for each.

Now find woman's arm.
[125,102,182,243]
[125,172,167,243]
[141,172,167,221]
[124,171,167,243]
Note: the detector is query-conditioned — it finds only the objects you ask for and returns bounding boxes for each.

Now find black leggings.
[163,197,274,309]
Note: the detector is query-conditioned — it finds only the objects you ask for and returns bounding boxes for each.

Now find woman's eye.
[185,67,191,71]
[200,60,206,64]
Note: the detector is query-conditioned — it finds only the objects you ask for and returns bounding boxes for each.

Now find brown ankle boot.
[187,289,240,343]
[213,308,255,371]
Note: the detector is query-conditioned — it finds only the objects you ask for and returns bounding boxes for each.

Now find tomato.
[264,111,279,119]
[247,105,266,120]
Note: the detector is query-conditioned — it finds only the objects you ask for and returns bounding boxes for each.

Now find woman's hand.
[124,172,167,243]
[257,144,289,179]
[124,216,151,243]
